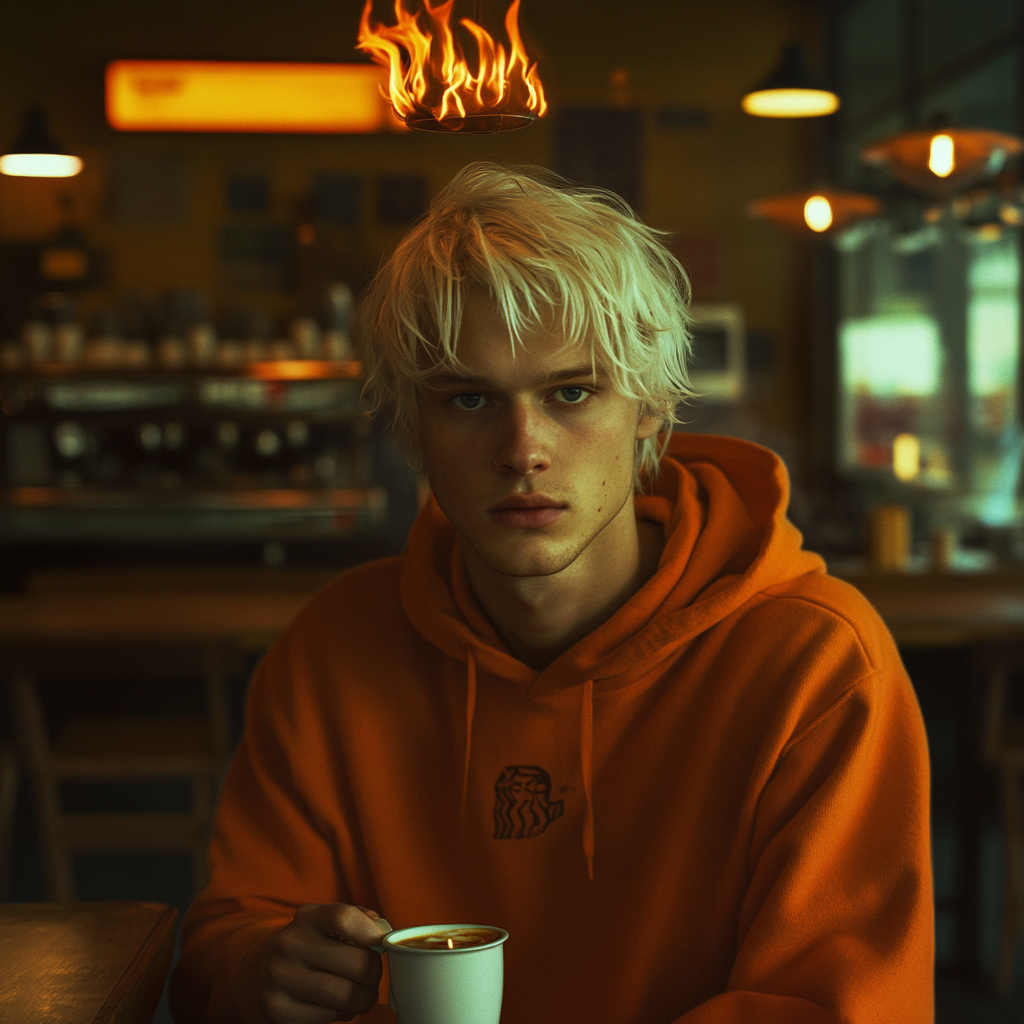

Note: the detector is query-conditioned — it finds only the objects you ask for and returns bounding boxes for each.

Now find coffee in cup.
[391,926,503,951]
[382,923,507,1024]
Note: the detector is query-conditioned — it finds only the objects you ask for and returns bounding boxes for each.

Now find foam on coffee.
[392,927,503,950]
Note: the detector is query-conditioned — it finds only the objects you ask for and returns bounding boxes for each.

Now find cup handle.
[373,921,395,1012]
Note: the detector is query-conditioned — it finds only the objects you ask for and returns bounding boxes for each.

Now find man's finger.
[261,985,356,1024]
[268,960,380,1019]
[301,937,383,990]
[306,903,389,948]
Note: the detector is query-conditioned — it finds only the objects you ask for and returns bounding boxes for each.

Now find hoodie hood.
[401,432,825,695]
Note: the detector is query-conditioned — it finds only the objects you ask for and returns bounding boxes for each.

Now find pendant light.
[861,124,1022,198]
[0,109,83,178]
[741,42,839,118]
[747,187,880,236]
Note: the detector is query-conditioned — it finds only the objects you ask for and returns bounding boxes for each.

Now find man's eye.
[554,386,589,404]
[451,393,487,411]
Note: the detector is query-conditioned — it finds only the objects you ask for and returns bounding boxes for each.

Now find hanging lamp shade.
[861,126,1023,198]
[0,109,83,178]
[741,42,839,118]
[747,187,880,236]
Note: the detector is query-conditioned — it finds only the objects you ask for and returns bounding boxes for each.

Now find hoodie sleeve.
[674,658,934,1024]
[168,648,391,1024]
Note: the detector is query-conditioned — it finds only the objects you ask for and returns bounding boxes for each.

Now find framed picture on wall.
[688,303,746,403]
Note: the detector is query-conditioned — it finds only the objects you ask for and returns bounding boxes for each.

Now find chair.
[980,640,1024,992]
[8,643,234,902]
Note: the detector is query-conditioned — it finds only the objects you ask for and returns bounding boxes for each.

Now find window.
[834,0,1022,522]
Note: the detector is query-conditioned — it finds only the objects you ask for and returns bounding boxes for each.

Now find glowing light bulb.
[893,433,921,481]
[742,88,839,118]
[0,153,82,177]
[928,134,955,178]
[803,195,833,232]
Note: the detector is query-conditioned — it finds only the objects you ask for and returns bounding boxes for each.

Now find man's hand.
[259,903,389,1023]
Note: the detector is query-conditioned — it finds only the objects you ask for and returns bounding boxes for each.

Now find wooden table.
[835,563,1024,983]
[0,902,176,1024]
[832,564,1024,648]
[0,567,338,654]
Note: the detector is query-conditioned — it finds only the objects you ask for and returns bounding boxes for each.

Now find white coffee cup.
[382,924,507,1024]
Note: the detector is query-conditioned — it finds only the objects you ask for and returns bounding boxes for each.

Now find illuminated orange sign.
[106,60,402,133]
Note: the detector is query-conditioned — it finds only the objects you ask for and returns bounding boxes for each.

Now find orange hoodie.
[171,433,934,1024]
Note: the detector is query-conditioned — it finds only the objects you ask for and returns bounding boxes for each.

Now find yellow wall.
[0,0,822,443]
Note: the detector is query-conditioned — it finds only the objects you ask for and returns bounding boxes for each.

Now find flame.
[447,937,455,948]
[357,0,547,130]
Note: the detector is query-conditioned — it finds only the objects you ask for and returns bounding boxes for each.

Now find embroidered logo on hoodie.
[493,765,565,839]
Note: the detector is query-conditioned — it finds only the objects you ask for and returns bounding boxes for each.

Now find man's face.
[415,291,661,579]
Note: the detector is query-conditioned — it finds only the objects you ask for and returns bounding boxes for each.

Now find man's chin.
[493,559,575,579]
[467,537,583,580]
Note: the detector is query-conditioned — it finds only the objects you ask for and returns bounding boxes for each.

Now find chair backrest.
[979,642,1024,763]
[9,673,52,776]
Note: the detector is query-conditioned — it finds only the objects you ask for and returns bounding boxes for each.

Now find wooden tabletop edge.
[93,903,178,1024]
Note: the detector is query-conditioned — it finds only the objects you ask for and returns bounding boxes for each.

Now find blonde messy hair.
[360,161,693,484]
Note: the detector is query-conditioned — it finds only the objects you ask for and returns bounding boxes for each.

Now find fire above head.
[357,0,547,133]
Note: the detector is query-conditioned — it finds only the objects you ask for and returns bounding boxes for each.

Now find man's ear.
[635,410,664,441]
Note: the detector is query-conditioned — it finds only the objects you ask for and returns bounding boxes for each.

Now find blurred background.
[0,1,1022,1021]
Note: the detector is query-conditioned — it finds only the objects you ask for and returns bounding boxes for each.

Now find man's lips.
[488,494,566,529]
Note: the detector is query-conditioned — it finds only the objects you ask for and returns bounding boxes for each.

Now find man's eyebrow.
[423,365,599,389]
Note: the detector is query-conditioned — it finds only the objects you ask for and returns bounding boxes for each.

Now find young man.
[170,163,933,1024]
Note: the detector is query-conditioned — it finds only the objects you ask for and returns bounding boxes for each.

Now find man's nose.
[494,401,551,477]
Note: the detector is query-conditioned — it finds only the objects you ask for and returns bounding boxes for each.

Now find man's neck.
[461,501,664,671]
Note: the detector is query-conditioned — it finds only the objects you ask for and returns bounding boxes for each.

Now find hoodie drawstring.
[580,679,595,880]
[462,651,594,880]
[462,649,477,815]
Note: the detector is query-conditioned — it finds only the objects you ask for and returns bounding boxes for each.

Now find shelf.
[1,485,385,511]
[0,486,387,541]
[3,372,366,415]
[1,359,363,382]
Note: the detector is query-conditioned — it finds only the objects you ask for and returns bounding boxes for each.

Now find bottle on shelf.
[157,334,187,369]
[241,337,267,363]
[123,337,152,368]
[268,337,295,361]
[53,322,84,363]
[290,316,321,358]
[22,321,52,364]
[187,323,218,366]
[322,282,354,361]
[0,341,24,370]
[2,286,361,375]
[217,338,244,368]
